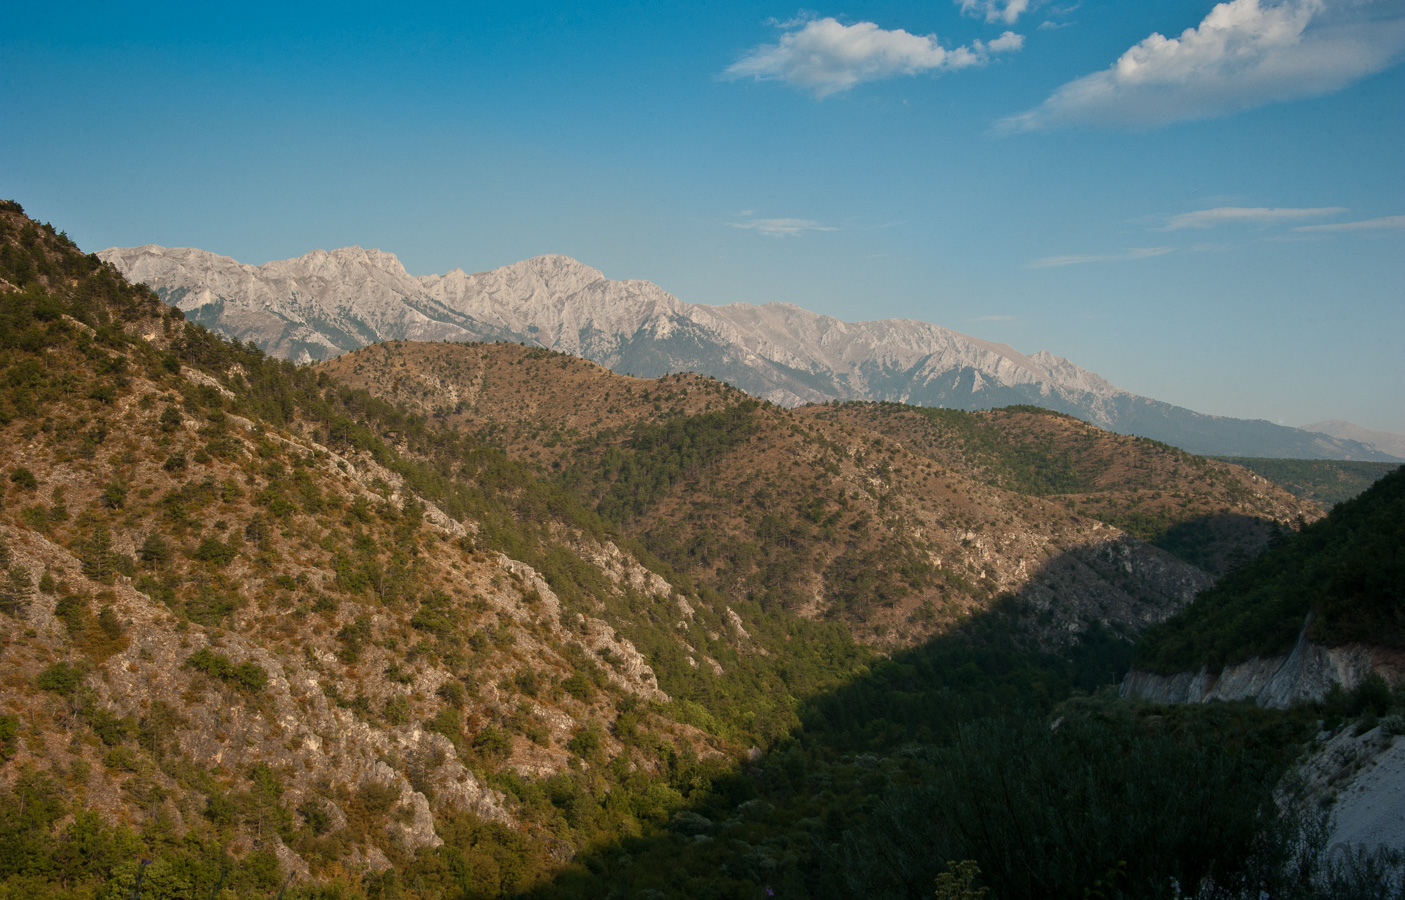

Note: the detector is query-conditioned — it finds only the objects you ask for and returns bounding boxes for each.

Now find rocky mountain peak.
[302,245,409,274]
[96,242,1400,460]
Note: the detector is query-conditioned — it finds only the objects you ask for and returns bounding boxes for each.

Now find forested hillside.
[1135,464,1405,674]
[1,200,1397,899]
[322,342,1319,652]
[1212,457,1400,509]
[0,201,876,897]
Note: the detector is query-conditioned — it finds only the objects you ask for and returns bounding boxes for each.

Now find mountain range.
[98,244,1400,462]
[1301,419,1405,461]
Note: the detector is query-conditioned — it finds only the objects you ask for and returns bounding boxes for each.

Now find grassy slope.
[816,403,1318,576]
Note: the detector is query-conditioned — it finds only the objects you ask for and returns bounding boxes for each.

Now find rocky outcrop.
[1299,725,1405,857]
[1120,621,1404,708]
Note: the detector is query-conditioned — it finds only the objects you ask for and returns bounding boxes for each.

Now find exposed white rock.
[1120,621,1402,708]
[98,245,1128,418]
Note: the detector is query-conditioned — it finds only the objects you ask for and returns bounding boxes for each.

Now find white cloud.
[1027,247,1174,268]
[1294,214,1405,232]
[958,0,1032,25]
[998,0,1405,131]
[1164,206,1348,229]
[728,218,837,237]
[973,314,1016,321]
[723,16,1022,97]
[978,31,1026,53]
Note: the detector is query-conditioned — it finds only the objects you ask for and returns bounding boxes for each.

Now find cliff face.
[1120,623,1404,708]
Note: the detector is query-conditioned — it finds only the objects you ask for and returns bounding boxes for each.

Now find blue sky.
[4,0,1403,432]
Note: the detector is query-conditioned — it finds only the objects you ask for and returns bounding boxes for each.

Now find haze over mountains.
[99,243,1400,462]
[1301,420,1405,462]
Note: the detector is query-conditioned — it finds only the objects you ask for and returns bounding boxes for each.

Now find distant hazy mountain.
[1301,420,1405,461]
[98,244,1399,461]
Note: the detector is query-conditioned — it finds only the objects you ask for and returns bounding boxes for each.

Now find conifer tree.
[0,564,31,617]
[80,523,116,582]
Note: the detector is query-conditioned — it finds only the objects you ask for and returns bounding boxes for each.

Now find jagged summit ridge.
[100,243,1108,398]
[97,242,1399,460]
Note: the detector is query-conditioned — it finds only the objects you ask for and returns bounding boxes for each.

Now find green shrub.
[383,695,411,727]
[425,709,465,752]
[436,680,466,708]
[185,647,268,693]
[0,564,32,616]
[8,467,37,490]
[36,660,86,695]
[191,535,238,566]
[0,713,18,762]
[475,725,513,759]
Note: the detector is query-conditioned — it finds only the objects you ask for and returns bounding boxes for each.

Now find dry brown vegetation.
[321,340,1320,648]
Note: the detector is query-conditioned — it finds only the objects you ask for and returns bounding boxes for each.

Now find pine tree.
[0,564,31,616]
[81,523,116,582]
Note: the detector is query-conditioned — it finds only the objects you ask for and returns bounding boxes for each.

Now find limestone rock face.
[1119,624,1404,708]
[98,245,1397,459]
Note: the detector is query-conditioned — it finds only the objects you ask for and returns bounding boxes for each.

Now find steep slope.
[0,201,885,895]
[807,403,1316,577]
[99,244,1396,460]
[1125,465,1405,705]
[320,341,1322,651]
[325,342,1374,897]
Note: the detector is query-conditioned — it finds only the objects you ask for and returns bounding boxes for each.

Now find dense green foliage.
[911,405,1114,496]
[523,605,1353,900]
[1215,457,1400,508]
[568,402,761,523]
[1136,465,1405,673]
[185,647,270,693]
[838,707,1308,900]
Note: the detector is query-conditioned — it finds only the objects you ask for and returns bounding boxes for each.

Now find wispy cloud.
[1036,3,1079,30]
[728,217,837,237]
[957,0,1033,25]
[1027,247,1174,268]
[1294,214,1405,232]
[998,0,1405,131]
[1164,206,1348,229]
[723,16,1022,97]
[973,314,1016,321]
